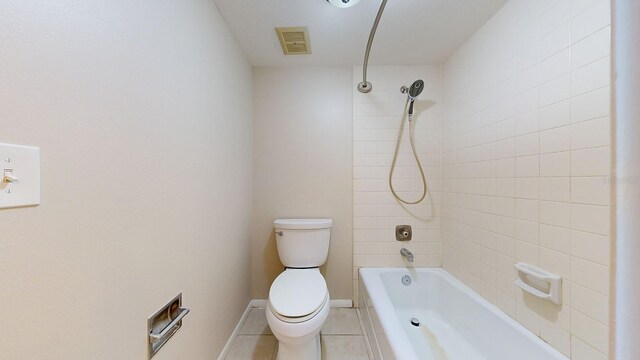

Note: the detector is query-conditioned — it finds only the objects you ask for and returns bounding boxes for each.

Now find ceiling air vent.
[275,27,311,55]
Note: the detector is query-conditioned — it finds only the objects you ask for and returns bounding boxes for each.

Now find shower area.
[351,0,612,358]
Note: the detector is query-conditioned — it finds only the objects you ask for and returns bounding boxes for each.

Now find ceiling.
[212,0,508,67]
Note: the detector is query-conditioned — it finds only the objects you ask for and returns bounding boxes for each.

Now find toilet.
[266,218,332,360]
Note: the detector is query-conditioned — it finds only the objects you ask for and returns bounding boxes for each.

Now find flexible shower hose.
[389,98,428,204]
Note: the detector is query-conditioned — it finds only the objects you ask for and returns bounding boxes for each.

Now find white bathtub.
[358,268,568,360]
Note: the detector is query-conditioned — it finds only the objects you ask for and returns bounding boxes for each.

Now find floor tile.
[239,308,272,335]
[225,335,277,360]
[321,335,370,360]
[321,308,362,335]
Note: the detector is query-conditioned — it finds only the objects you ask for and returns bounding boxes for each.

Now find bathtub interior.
[360,268,568,360]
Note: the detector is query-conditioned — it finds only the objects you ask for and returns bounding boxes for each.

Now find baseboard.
[250,299,353,308]
[251,299,268,308]
[330,299,353,308]
[217,300,252,360]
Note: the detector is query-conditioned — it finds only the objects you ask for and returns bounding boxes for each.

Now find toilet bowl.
[266,218,333,360]
[266,268,330,360]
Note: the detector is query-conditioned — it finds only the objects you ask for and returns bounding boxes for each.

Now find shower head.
[327,0,360,8]
[408,79,424,99]
[401,79,425,118]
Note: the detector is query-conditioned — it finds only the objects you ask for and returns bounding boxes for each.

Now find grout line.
[270,339,278,360]
[570,307,609,329]
[441,201,609,226]
[440,227,609,267]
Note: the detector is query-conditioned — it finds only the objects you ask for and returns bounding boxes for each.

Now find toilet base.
[276,334,321,360]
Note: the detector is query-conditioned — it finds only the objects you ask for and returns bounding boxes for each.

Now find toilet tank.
[273,219,332,268]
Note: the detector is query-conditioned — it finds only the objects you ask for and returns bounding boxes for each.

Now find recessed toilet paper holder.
[514,262,562,305]
[148,293,190,359]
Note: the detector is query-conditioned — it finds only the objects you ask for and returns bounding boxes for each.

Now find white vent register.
[0,143,40,209]
[275,26,311,55]
[515,262,562,305]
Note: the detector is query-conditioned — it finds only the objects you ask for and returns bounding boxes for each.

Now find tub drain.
[410,317,420,327]
[402,275,412,286]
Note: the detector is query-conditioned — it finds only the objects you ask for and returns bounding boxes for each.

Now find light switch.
[3,169,18,183]
[0,143,40,209]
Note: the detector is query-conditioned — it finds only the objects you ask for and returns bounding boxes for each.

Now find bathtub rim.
[358,267,569,360]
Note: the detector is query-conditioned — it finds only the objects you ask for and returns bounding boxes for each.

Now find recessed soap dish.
[514,262,562,305]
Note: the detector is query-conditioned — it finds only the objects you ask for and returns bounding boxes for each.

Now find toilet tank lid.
[273,218,333,230]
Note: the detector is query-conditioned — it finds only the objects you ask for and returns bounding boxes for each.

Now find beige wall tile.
[540,125,571,153]
[571,0,611,44]
[540,152,571,176]
[351,66,443,298]
[571,335,607,360]
[542,22,571,60]
[540,224,572,254]
[540,248,571,278]
[540,201,572,228]
[541,49,571,83]
[571,257,609,295]
[571,147,610,176]
[571,204,609,235]
[571,26,611,69]
[572,284,609,325]
[516,178,540,199]
[516,133,541,156]
[516,199,540,222]
[571,87,610,123]
[540,100,571,130]
[540,177,571,202]
[571,117,610,149]
[570,57,610,96]
[540,320,571,356]
[571,177,610,205]
[516,155,540,177]
[441,0,611,356]
[571,230,609,265]
[516,301,541,334]
[541,74,572,106]
[571,309,608,354]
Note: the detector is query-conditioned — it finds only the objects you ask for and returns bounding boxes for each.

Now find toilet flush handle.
[275,231,283,236]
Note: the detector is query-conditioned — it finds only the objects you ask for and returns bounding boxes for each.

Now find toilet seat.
[268,268,328,323]
[269,292,329,324]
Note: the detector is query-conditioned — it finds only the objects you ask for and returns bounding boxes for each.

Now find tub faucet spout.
[401,248,414,262]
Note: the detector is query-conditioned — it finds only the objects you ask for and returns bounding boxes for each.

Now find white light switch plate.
[0,143,40,209]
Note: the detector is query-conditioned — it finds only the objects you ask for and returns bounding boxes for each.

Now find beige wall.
[351,65,444,302]
[252,67,353,301]
[0,1,252,359]
[442,0,611,358]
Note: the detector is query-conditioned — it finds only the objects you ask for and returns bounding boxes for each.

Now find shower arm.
[357,0,388,93]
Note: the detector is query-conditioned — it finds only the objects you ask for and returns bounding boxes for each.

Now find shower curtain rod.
[357,0,388,93]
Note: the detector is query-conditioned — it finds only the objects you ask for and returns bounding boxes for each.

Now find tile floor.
[225,308,372,360]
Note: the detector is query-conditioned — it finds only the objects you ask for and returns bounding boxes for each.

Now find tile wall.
[441,0,611,358]
[352,65,444,302]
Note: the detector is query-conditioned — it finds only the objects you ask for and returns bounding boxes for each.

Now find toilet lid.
[269,269,327,318]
